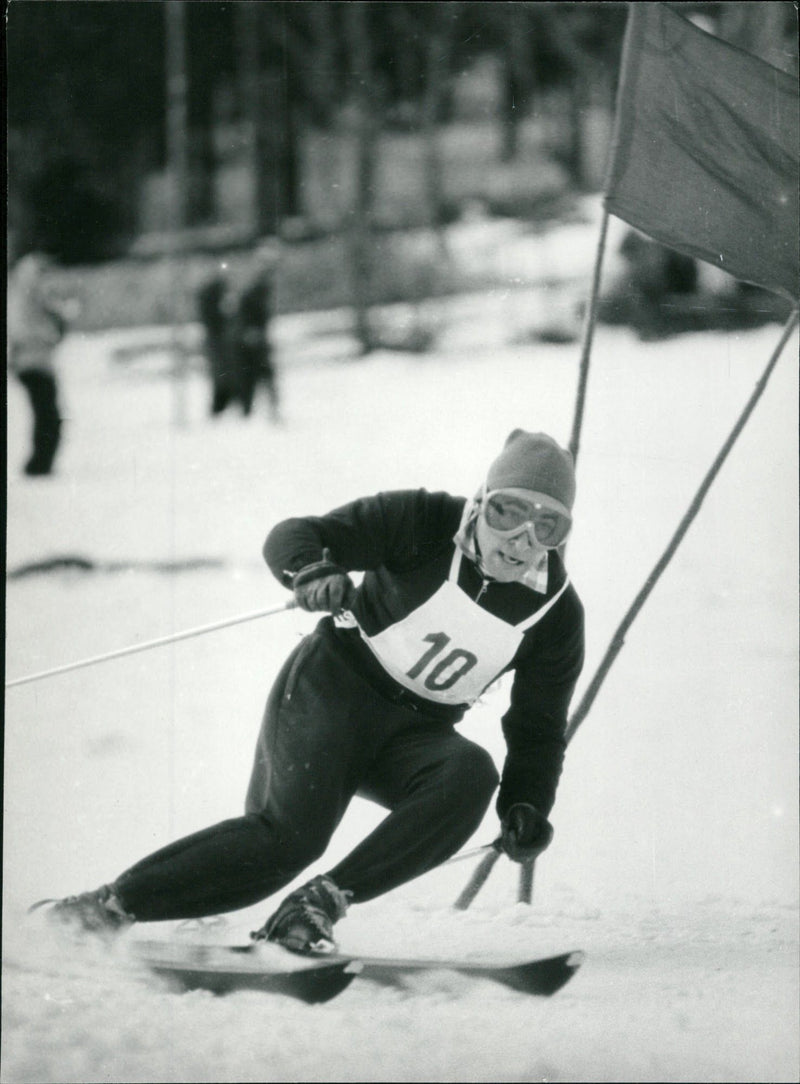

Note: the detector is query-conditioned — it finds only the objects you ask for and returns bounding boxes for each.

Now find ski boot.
[252,874,352,955]
[29,884,135,939]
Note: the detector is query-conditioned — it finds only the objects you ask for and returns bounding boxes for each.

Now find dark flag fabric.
[604,3,799,301]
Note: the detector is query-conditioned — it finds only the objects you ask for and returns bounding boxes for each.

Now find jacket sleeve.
[496,590,584,819]
[263,489,461,587]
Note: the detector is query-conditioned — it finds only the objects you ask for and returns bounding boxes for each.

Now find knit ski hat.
[485,430,576,518]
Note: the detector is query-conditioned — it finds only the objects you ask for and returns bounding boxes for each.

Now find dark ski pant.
[238,343,279,419]
[17,369,62,475]
[114,625,499,921]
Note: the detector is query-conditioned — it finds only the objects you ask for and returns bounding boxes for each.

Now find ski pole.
[6,599,298,689]
[517,858,536,903]
[442,841,500,867]
[453,846,503,910]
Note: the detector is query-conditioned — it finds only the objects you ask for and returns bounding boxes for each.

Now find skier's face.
[474,488,570,582]
[475,513,546,582]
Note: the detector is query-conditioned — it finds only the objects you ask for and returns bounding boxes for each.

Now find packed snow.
[4,203,798,1083]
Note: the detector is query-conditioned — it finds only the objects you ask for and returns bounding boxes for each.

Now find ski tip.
[508,950,585,996]
[27,898,57,915]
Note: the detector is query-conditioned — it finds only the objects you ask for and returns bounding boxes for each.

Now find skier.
[40,430,584,954]
[7,252,68,476]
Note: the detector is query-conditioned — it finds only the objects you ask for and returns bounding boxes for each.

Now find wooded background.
[7,2,797,334]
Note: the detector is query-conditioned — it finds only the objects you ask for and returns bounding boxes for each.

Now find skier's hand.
[500,803,554,863]
[292,549,357,613]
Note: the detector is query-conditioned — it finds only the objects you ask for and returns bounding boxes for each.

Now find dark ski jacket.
[264,489,584,818]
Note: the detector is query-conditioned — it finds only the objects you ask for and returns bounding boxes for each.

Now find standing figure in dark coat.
[7,252,67,476]
[234,249,280,422]
[197,271,237,416]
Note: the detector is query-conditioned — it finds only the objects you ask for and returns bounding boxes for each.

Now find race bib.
[359,549,568,705]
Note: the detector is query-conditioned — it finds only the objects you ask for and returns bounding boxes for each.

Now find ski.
[129,940,358,1003]
[322,948,584,996]
[130,939,584,1002]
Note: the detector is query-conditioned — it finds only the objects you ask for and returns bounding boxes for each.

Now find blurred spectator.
[234,244,281,422]
[7,252,68,476]
[597,226,789,338]
[619,229,698,295]
[617,229,698,338]
[595,228,699,340]
[196,268,238,416]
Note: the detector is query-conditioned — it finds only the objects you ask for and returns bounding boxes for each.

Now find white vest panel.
[357,549,569,706]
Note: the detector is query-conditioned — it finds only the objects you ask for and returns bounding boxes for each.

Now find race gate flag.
[604,3,799,302]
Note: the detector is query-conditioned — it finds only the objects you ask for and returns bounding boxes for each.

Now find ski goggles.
[482,488,572,548]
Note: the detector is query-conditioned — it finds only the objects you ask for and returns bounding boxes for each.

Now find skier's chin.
[484,551,529,582]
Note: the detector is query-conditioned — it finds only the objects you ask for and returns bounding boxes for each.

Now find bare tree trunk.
[185,5,216,227]
[303,2,339,118]
[236,3,280,236]
[188,125,216,226]
[415,1,461,318]
[499,4,531,163]
[344,2,380,355]
[566,68,588,190]
[279,92,301,220]
[421,8,455,236]
[165,1,189,237]
[165,0,190,427]
[387,3,423,120]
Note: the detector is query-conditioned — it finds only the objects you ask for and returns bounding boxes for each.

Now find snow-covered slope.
[4,210,798,1083]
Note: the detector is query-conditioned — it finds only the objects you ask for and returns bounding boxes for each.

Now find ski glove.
[500,803,554,863]
[291,548,357,613]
